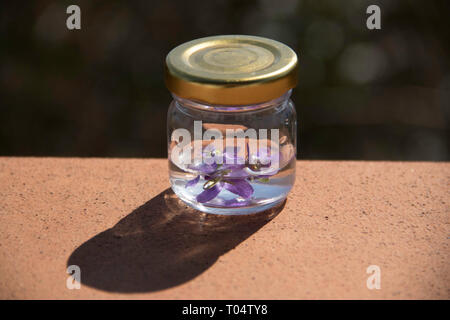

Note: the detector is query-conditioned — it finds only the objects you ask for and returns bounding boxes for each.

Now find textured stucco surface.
[0,157,448,299]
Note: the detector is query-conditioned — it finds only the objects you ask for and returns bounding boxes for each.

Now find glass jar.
[165,35,298,215]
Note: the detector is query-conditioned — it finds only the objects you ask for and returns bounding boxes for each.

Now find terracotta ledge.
[0,157,448,299]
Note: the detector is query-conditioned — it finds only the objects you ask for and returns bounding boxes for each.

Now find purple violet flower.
[196,182,223,203]
[223,179,254,198]
[185,142,282,204]
[187,162,218,174]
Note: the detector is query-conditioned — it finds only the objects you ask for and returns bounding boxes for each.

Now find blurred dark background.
[1,0,449,160]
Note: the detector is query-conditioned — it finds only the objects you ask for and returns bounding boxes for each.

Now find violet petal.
[224,146,245,164]
[223,179,254,199]
[221,163,246,172]
[187,162,217,174]
[196,183,223,203]
[200,163,218,174]
[222,167,248,178]
[185,175,200,188]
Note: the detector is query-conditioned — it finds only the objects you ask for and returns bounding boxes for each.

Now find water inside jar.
[169,135,296,214]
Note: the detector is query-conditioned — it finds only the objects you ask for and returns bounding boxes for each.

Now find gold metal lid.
[165,35,298,105]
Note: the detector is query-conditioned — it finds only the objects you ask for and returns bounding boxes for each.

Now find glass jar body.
[167,90,297,215]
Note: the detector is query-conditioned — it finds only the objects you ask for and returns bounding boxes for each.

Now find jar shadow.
[67,188,285,293]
